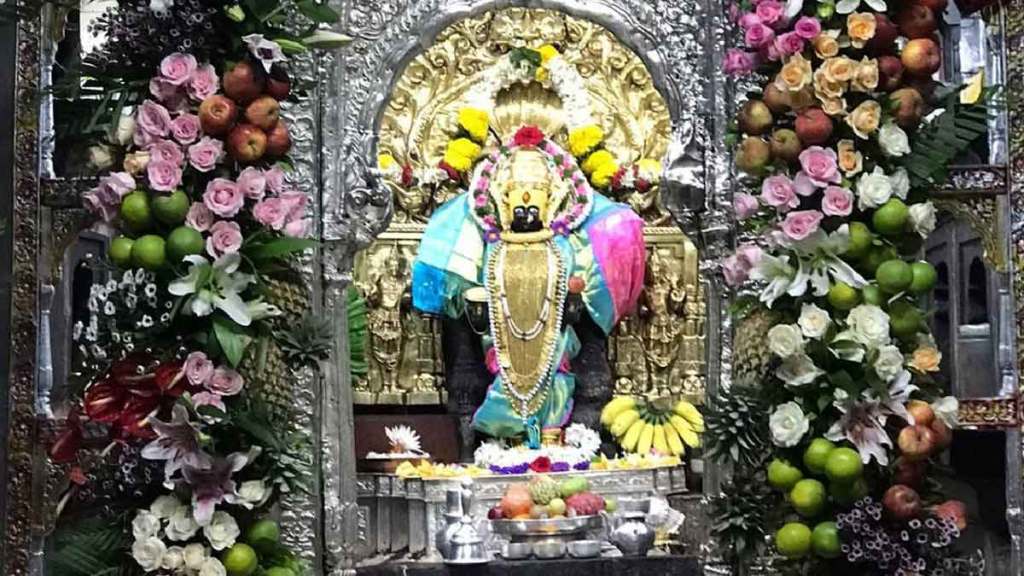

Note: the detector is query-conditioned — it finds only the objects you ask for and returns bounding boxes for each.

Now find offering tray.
[491,515,604,543]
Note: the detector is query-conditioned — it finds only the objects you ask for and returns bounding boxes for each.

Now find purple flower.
[181,447,259,525]
[723,49,757,75]
[551,218,570,237]
[774,32,805,56]
[794,16,822,40]
[484,228,501,244]
[135,100,173,140]
[141,404,212,480]
[550,461,570,473]
[572,461,590,471]
[744,23,775,49]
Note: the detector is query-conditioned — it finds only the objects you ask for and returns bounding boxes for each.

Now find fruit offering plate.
[490,514,604,540]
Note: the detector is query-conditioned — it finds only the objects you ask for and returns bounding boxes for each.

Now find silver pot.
[607,511,655,557]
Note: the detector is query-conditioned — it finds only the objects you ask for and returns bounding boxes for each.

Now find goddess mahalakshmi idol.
[411,122,646,447]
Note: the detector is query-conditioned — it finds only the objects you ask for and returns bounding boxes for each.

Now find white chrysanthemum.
[564,423,601,458]
[386,425,425,455]
[132,510,162,541]
[131,537,167,572]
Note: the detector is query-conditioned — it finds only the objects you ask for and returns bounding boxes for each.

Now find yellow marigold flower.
[444,138,481,172]
[581,149,615,175]
[591,161,619,188]
[378,153,396,170]
[535,68,548,82]
[537,44,559,64]
[568,125,605,157]
[458,108,490,144]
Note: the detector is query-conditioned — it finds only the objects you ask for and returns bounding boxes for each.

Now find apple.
[893,457,927,487]
[898,424,937,461]
[227,123,268,163]
[770,129,802,164]
[901,38,942,77]
[245,96,281,131]
[738,100,774,135]
[889,88,925,128]
[763,83,790,114]
[265,121,292,157]
[896,4,938,38]
[932,500,967,530]
[223,61,265,105]
[907,75,938,99]
[198,95,238,136]
[878,56,905,91]
[906,399,935,427]
[735,137,772,174]
[883,484,923,521]
[930,419,953,450]
[866,14,899,55]
[267,65,291,100]
[914,0,948,11]
[795,107,833,145]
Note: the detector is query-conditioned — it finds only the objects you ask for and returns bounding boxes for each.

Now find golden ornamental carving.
[934,196,1007,273]
[956,396,1019,428]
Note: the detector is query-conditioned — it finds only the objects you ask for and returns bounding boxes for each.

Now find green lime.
[824,447,863,484]
[790,479,827,518]
[860,246,899,277]
[130,235,166,270]
[845,221,873,261]
[166,226,204,262]
[811,521,841,559]
[120,191,153,232]
[889,301,923,339]
[767,459,804,492]
[222,543,258,576]
[876,259,914,294]
[862,285,885,306]
[152,189,190,226]
[831,477,869,506]
[803,438,836,475]
[827,282,861,311]
[775,522,813,559]
[872,199,909,236]
[909,261,938,294]
[264,569,296,576]
[245,519,281,554]
[108,237,135,268]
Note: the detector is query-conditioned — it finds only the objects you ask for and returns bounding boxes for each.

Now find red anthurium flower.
[154,361,187,396]
[401,164,414,188]
[529,456,552,473]
[513,125,545,148]
[49,412,83,464]
[83,379,126,423]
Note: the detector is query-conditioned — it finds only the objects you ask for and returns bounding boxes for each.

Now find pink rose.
[822,185,854,216]
[83,187,119,221]
[187,64,219,101]
[206,367,244,396]
[736,243,763,269]
[744,23,775,49]
[279,191,309,221]
[724,49,757,75]
[284,218,310,238]
[203,178,244,218]
[236,167,267,200]
[188,136,224,173]
[798,146,841,187]
[781,210,824,240]
[774,32,805,56]
[184,351,214,386]
[170,113,201,144]
[755,0,784,27]
[738,12,762,29]
[186,202,215,232]
[760,174,799,212]
[135,100,172,140]
[149,77,182,105]
[191,391,226,413]
[253,198,289,230]
[146,139,184,166]
[206,220,243,257]
[793,171,817,196]
[146,159,183,192]
[734,192,760,219]
[263,165,285,193]
[722,254,747,286]
[160,53,198,86]
[794,16,822,40]
[100,172,136,199]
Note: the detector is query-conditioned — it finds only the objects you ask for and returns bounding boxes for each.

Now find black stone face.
[511,205,543,233]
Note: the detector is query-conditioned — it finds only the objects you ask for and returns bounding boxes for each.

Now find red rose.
[513,125,545,148]
[529,456,552,473]
[400,164,414,188]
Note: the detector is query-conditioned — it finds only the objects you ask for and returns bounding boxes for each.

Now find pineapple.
[731,307,780,388]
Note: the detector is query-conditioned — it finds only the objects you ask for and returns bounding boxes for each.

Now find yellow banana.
[601,396,637,426]
[664,423,686,456]
[670,415,701,448]
[637,422,655,454]
[621,419,646,451]
[653,424,669,456]
[674,400,705,430]
[610,409,640,437]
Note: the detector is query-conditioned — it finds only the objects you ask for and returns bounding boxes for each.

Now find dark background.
[0,19,16,567]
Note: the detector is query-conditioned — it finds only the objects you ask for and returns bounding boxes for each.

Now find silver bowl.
[501,542,532,560]
[532,540,566,559]
[567,539,602,558]
[491,514,603,538]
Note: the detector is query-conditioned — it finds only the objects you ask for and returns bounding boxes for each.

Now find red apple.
[267,65,291,100]
[198,95,238,136]
[907,399,935,427]
[878,55,905,91]
[245,96,281,131]
[893,457,928,487]
[738,100,774,135]
[763,83,790,114]
[265,121,291,157]
[770,129,802,164]
[227,123,268,163]
[902,38,942,77]
[223,61,265,105]
[889,88,925,128]
[883,484,923,521]
[794,107,833,145]
[898,424,937,461]
[932,500,967,530]
[913,0,948,11]
[907,75,938,99]
[897,4,938,38]
[930,419,953,450]
[866,14,899,55]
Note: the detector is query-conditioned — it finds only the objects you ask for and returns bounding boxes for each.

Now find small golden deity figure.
[361,247,409,398]
[642,250,687,397]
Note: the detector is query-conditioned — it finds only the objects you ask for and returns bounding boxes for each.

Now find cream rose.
[820,97,848,116]
[770,402,810,448]
[236,479,269,509]
[878,122,911,157]
[162,546,185,572]
[846,304,891,349]
[910,345,942,373]
[813,30,840,59]
[909,202,937,238]
[798,303,831,339]
[873,344,905,382]
[837,139,863,176]
[183,543,208,571]
[203,511,240,551]
[131,537,167,572]
[824,56,857,83]
[847,12,876,48]
[814,67,845,99]
[132,510,162,541]
[846,99,881,139]
[776,53,813,93]
[199,557,228,576]
[851,57,879,92]
[889,167,910,200]
[856,166,893,210]
[776,353,825,387]
[165,506,200,541]
[768,323,805,358]
[150,495,182,519]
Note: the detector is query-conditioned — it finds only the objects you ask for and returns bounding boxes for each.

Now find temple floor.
[355,555,700,575]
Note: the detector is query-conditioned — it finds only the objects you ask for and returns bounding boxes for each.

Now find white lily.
[836,0,887,14]
[750,252,799,307]
[169,253,255,326]
[783,225,868,297]
[246,298,283,321]
[242,34,287,72]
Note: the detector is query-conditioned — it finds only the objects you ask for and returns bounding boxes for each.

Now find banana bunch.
[600,395,705,457]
